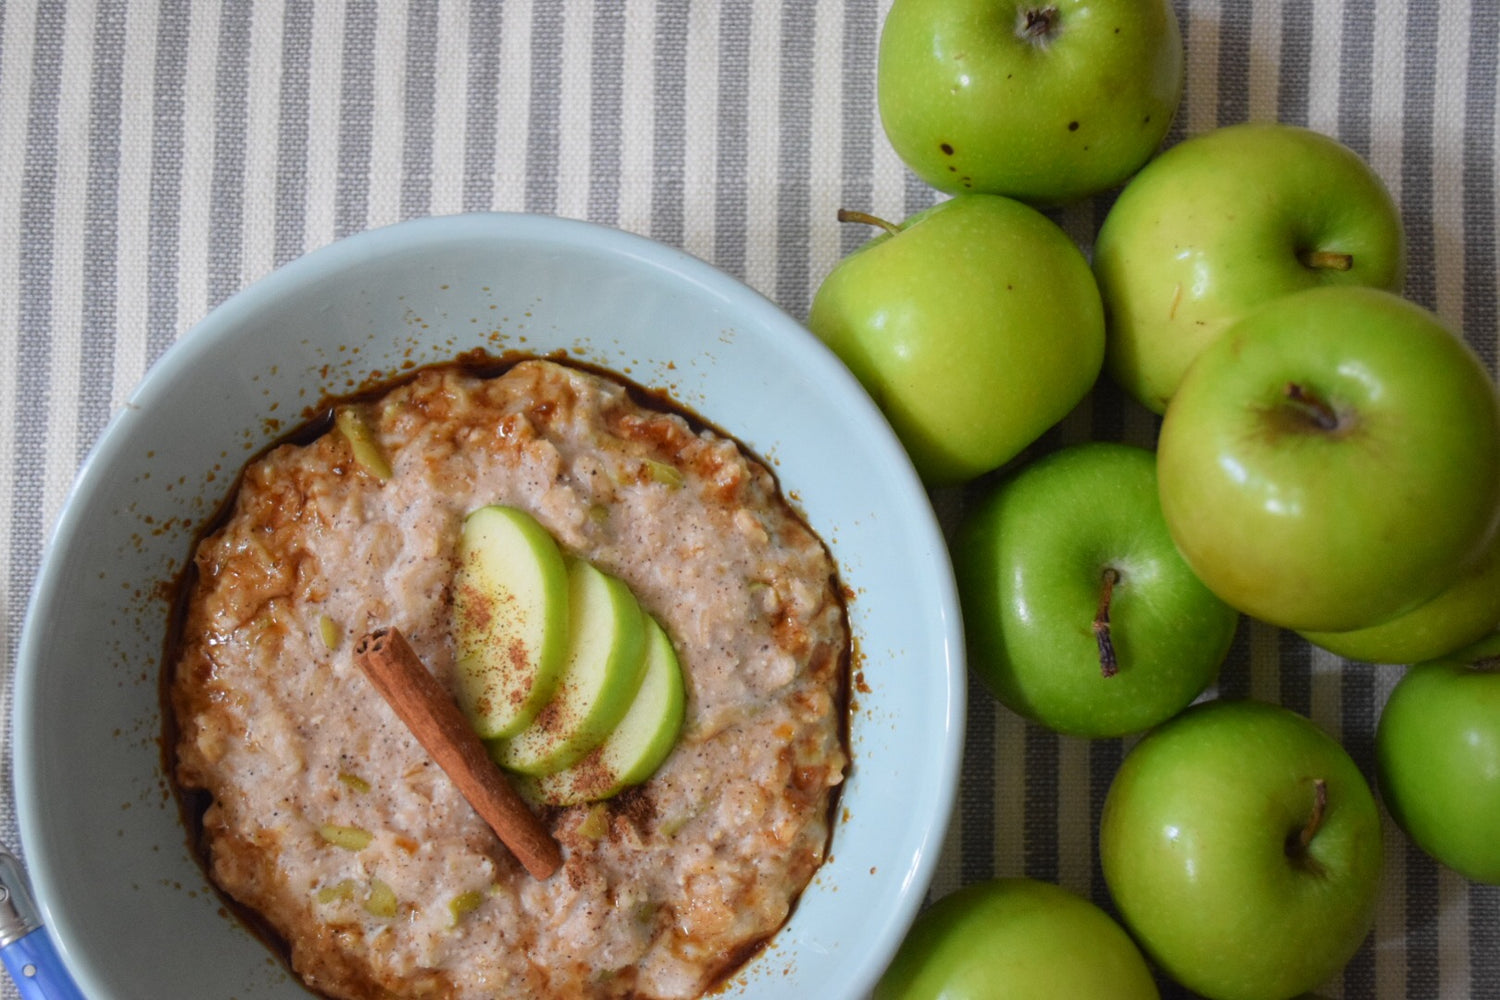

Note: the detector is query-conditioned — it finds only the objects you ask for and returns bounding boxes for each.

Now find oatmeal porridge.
[169,358,850,999]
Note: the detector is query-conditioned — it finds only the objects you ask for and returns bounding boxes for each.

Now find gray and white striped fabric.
[1,2,1496,998]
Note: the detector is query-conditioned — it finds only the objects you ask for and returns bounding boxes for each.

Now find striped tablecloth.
[2,2,1496,998]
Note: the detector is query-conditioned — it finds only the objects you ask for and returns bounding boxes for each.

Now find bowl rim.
[12,211,966,999]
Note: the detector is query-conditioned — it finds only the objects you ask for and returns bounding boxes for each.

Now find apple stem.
[1283,383,1341,432]
[1018,5,1060,42]
[836,208,901,238]
[1289,778,1329,856]
[1093,568,1121,678]
[1471,654,1500,673]
[1299,249,1355,272]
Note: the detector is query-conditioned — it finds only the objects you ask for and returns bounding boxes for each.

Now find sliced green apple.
[451,505,570,739]
[334,405,393,480]
[491,559,648,776]
[530,614,686,806]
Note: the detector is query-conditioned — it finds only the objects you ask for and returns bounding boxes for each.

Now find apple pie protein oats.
[169,358,850,999]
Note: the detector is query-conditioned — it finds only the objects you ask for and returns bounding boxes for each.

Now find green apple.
[1157,285,1500,633]
[955,441,1237,738]
[530,615,686,806]
[876,0,1183,205]
[333,405,393,480]
[807,195,1105,485]
[1300,523,1500,665]
[1100,699,1383,1000]
[1094,122,1405,413]
[1376,632,1500,884]
[451,505,570,739]
[873,877,1160,999]
[492,559,648,776]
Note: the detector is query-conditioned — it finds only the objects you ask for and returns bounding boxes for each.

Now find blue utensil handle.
[1,927,86,1000]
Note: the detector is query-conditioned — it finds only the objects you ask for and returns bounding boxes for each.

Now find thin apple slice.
[492,559,648,777]
[451,505,570,739]
[334,406,393,480]
[530,615,686,806]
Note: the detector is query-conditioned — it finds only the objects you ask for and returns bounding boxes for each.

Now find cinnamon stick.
[353,626,562,879]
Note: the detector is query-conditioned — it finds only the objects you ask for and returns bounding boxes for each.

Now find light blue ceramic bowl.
[14,213,964,999]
